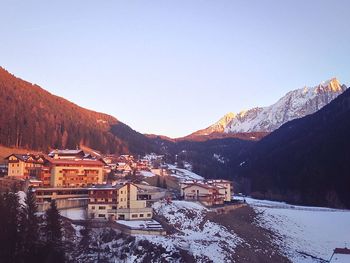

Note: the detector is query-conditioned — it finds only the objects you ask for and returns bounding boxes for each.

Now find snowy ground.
[239,197,350,262]
[136,200,242,263]
[139,170,156,177]
[60,207,87,220]
[117,219,162,230]
[166,164,204,181]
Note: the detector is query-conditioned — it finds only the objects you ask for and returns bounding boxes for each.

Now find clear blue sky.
[1,1,349,137]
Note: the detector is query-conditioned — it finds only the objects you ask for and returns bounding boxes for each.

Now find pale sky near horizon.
[1,0,350,137]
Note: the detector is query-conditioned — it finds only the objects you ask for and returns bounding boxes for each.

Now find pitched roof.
[48,149,85,156]
[5,153,46,162]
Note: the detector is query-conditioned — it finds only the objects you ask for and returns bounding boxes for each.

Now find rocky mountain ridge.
[189,78,347,138]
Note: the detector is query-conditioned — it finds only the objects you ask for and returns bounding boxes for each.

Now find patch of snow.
[60,207,87,220]
[167,164,204,181]
[117,219,162,230]
[72,224,84,237]
[17,191,26,206]
[139,170,156,177]
[213,153,225,164]
[183,161,193,171]
[330,253,350,263]
[239,161,246,167]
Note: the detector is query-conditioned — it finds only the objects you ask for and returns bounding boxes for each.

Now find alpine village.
[1,2,350,263]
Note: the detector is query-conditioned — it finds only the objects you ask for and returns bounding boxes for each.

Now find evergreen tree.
[1,191,21,263]
[0,193,7,262]
[76,220,92,257]
[20,188,40,262]
[44,200,65,263]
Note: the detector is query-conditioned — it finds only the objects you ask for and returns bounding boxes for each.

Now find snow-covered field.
[137,200,242,263]
[166,164,203,181]
[60,207,87,220]
[242,197,350,262]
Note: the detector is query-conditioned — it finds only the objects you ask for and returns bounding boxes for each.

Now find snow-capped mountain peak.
[190,78,347,136]
[190,112,236,136]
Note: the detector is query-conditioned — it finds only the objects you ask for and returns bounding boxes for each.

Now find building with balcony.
[34,187,89,211]
[206,179,232,202]
[47,158,104,188]
[88,182,153,220]
[181,182,226,206]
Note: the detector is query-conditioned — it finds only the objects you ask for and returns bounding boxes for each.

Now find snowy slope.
[192,78,347,135]
[166,164,204,180]
[138,200,242,263]
[243,197,350,263]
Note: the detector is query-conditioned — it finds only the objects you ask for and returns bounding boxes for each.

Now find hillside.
[0,67,155,155]
[235,87,350,208]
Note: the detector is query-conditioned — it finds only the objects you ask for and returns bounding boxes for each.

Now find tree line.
[0,188,65,263]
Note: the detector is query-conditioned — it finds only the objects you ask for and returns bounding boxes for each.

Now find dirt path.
[206,205,291,263]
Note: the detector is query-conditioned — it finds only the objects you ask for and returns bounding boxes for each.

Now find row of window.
[131,213,151,218]
[96,213,152,219]
[90,197,128,202]
[91,205,117,210]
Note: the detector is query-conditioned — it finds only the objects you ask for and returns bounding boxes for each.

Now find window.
[139,214,144,218]
[112,206,117,209]
[131,214,138,218]
[98,214,105,218]
[91,206,95,210]
[147,213,152,217]
[98,206,106,210]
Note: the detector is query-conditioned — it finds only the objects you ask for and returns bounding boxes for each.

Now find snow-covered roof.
[49,149,84,156]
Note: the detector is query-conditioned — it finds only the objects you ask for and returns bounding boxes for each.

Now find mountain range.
[233,85,350,208]
[187,78,346,139]
[1,66,349,208]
